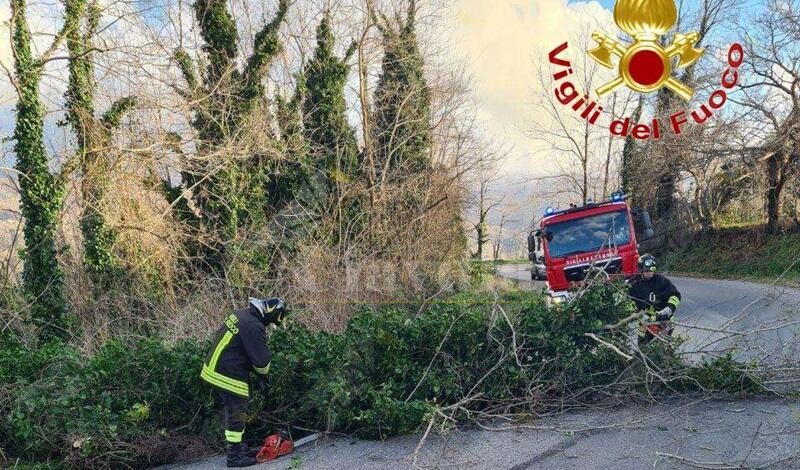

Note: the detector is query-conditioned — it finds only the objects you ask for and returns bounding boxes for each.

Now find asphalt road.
[495,264,800,366]
[163,266,800,470]
[166,398,800,470]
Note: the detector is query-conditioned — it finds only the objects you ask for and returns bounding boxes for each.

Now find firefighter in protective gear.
[201,297,287,468]
[628,254,681,344]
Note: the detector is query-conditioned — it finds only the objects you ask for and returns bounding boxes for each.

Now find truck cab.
[527,193,653,305]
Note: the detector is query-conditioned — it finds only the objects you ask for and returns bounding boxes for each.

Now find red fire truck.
[527,193,653,305]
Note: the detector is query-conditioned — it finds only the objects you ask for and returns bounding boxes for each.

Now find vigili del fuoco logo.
[547,0,743,141]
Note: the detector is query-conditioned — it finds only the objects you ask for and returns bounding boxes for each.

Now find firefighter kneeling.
[629,254,681,346]
[200,297,288,467]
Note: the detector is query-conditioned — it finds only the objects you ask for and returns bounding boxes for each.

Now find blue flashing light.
[545,207,555,216]
[611,191,624,202]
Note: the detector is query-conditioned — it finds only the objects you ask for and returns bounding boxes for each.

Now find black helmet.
[638,254,657,273]
[249,297,288,325]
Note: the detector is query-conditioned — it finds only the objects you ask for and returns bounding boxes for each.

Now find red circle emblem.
[628,50,664,86]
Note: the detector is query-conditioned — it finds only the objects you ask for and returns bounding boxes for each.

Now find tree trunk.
[765,153,785,234]
[475,219,487,260]
[12,0,68,341]
[621,96,643,197]
[582,121,589,204]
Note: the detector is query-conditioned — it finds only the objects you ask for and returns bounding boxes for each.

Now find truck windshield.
[545,210,631,258]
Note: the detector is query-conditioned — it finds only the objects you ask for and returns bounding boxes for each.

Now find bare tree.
[529,26,636,206]
[734,0,800,233]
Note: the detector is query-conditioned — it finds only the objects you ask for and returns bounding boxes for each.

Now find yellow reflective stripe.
[202,365,248,392]
[254,362,270,375]
[200,366,249,397]
[668,296,680,307]
[209,331,234,370]
[201,371,248,397]
[225,429,244,443]
[205,367,248,391]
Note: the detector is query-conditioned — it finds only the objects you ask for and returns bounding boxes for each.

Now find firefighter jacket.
[201,306,272,398]
[628,273,681,314]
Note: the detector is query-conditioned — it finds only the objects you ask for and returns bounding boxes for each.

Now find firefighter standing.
[628,254,681,344]
[201,297,288,467]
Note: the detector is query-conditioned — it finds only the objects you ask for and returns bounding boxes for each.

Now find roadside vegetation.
[0,284,765,469]
[661,227,800,284]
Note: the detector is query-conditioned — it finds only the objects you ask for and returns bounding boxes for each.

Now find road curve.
[495,263,800,364]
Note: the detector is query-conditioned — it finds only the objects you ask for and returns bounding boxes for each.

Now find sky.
[447,0,764,181]
[446,0,617,179]
[571,0,616,8]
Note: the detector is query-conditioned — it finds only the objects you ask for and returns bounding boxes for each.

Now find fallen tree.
[0,283,770,468]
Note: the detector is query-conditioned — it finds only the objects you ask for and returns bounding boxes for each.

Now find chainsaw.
[255,432,320,463]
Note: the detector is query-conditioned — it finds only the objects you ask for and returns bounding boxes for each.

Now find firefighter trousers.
[220,390,248,444]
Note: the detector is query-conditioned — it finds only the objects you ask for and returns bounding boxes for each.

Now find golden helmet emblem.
[588,0,704,101]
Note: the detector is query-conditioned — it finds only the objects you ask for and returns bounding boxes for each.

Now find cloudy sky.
[446,0,617,178]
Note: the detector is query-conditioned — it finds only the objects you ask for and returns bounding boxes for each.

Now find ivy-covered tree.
[169,0,288,270]
[302,13,359,181]
[272,75,308,209]
[64,0,135,285]
[299,13,361,245]
[11,0,69,341]
[372,0,432,181]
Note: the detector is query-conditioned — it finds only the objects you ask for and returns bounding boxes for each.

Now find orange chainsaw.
[255,432,320,463]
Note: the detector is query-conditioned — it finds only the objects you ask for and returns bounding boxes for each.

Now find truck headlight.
[546,293,569,307]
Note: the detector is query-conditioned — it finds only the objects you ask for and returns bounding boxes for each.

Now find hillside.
[662,227,800,285]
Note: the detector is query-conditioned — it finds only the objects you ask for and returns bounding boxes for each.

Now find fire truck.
[527,192,653,305]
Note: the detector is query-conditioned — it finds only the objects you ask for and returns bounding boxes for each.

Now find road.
[164,266,800,470]
[495,263,800,366]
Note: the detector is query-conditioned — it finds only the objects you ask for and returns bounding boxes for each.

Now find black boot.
[226,443,257,468]
[244,442,259,458]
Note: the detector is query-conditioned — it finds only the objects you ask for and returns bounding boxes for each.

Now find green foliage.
[372,0,432,177]
[467,260,495,286]
[0,337,213,468]
[684,354,764,395]
[296,13,363,246]
[302,13,359,178]
[272,84,311,211]
[100,96,136,128]
[262,285,631,438]
[64,0,137,286]
[621,96,642,200]
[661,228,800,283]
[2,286,765,468]
[11,0,68,342]
[168,0,290,271]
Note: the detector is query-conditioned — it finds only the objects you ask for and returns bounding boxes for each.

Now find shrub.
[683,354,764,395]
[0,337,214,469]
[1,284,766,468]
[260,283,639,438]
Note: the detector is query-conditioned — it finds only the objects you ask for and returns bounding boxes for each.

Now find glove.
[656,307,673,321]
